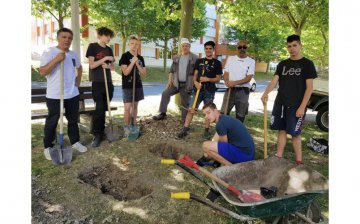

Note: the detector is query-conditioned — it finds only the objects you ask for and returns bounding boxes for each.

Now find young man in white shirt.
[221,40,255,122]
[39,28,87,160]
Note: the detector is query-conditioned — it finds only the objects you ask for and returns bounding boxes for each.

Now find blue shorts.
[270,103,306,136]
[188,89,215,110]
[218,142,254,164]
[122,88,144,103]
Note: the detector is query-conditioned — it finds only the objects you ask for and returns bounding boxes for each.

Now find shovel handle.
[171,192,191,199]
[178,155,239,196]
[224,87,231,115]
[161,159,176,165]
[59,61,64,135]
[191,89,201,109]
[264,101,268,159]
[103,67,112,124]
[131,66,137,125]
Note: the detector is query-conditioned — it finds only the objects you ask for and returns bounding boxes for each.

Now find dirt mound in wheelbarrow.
[78,164,153,201]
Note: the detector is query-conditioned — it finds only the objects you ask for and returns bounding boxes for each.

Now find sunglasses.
[237,45,248,50]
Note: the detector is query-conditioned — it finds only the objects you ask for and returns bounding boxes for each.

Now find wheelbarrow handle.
[178,154,266,203]
[170,192,255,221]
[161,159,216,191]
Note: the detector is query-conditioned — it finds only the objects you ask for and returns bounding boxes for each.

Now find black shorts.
[122,88,144,103]
[270,103,306,136]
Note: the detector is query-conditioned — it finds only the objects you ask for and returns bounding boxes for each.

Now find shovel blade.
[105,124,123,142]
[50,144,72,165]
[127,125,140,141]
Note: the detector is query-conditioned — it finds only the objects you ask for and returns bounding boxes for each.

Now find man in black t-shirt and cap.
[261,34,317,165]
[176,41,222,140]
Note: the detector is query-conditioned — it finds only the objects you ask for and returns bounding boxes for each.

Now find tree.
[218,0,328,70]
[31,0,71,29]
[85,0,156,54]
[144,0,207,71]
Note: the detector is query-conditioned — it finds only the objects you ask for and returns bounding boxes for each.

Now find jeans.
[44,95,80,148]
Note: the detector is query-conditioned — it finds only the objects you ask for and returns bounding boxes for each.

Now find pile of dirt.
[139,115,184,141]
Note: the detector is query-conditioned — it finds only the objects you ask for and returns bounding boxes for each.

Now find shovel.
[170,192,254,221]
[178,154,266,203]
[191,60,208,111]
[103,67,121,142]
[224,87,232,115]
[263,100,268,159]
[127,66,140,141]
[49,61,72,165]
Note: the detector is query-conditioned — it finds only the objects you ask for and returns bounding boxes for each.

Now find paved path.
[31,81,316,123]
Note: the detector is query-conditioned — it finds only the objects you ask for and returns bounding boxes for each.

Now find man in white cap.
[153,38,198,122]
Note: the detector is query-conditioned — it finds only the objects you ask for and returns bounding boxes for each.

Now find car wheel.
[316,106,329,132]
[250,83,256,92]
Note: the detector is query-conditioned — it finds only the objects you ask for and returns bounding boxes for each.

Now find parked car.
[215,77,256,92]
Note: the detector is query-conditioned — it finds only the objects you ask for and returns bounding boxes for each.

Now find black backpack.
[307,137,329,155]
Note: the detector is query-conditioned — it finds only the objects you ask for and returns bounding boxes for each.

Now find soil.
[31,115,237,224]
[31,113,328,223]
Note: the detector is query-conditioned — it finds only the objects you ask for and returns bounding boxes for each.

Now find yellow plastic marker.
[161,159,176,165]
[171,192,190,199]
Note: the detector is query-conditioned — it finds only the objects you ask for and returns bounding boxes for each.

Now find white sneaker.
[72,142,87,153]
[44,147,51,160]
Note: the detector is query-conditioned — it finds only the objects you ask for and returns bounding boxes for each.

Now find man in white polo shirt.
[221,40,255,122]
[39,28,87,161]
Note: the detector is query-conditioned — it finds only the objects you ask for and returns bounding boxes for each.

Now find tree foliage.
[218,0,328,70]
[31,0,71,29]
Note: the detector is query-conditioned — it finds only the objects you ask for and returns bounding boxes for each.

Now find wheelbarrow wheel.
[276,200,322,224]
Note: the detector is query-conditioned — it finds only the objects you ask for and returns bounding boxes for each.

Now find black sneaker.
[91,135,102,148]
[211,161,221,168]
[153,113,166,121]
[196,156,211,167]
[176,127,189,139]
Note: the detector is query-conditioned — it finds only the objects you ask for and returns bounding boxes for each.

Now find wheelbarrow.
[166,156,329,223]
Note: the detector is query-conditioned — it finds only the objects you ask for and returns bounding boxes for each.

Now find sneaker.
[176,127,189,139]
[153,113,166,121]
[91,135,102,148]
[203,130,212,140]
[211,161,221,168]
[72,142,87,152]
[44,147,51,160]
[122,125,129,138]
[196,156,211,167]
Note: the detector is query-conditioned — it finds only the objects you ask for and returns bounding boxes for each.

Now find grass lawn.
[31,110,329,223]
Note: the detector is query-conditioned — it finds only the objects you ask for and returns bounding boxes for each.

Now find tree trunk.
[176,0,194,106]
[163,38,168,72]
[179,0,194,54]
[58,16,64,29]
[122,35,127,54]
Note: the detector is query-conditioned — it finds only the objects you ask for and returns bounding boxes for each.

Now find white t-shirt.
[224,55,255,88]
[40,47,80,99]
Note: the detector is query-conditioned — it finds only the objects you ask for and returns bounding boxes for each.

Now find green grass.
[114,65,169,83]
[31,66,46,82]
[255,71,274,81]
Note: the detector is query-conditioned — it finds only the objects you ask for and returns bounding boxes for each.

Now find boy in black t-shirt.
[119,36,147,130]
[261,35,317,164]
[176,41,222,140]
[85,27,115,147]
